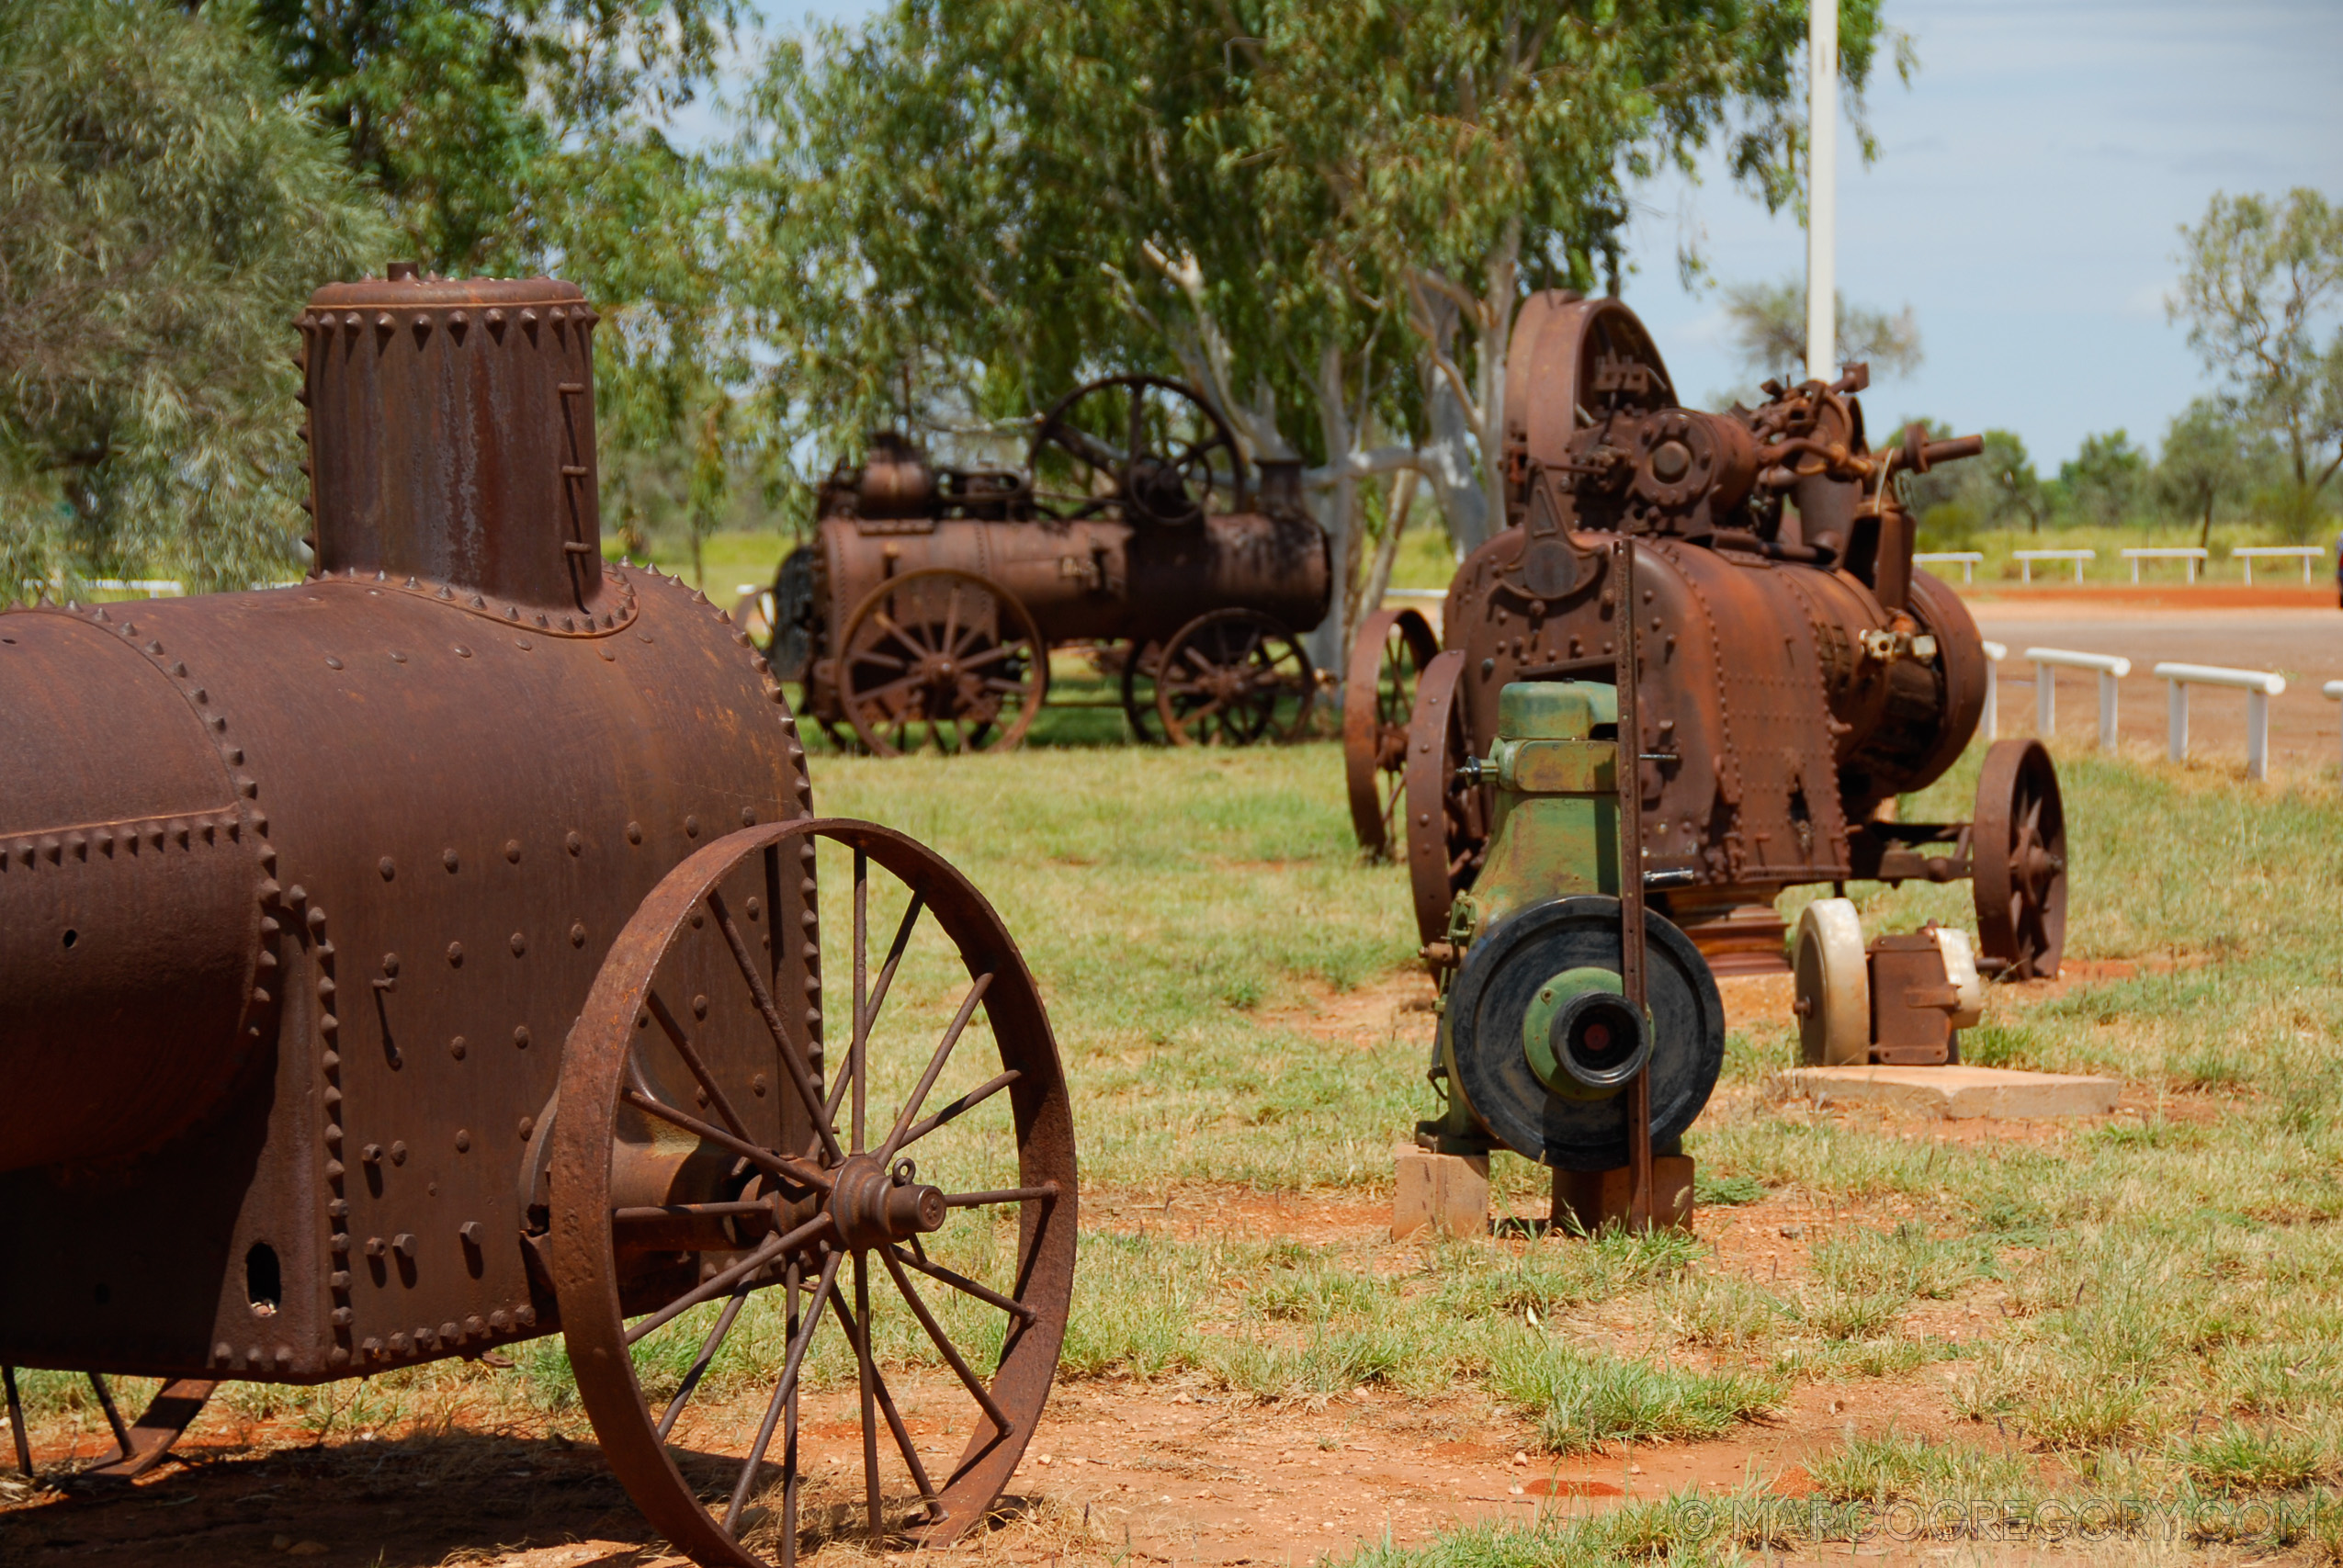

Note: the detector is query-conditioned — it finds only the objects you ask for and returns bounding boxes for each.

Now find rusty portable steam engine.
[0,269,1078,1568]
[1351,292,2066,984]
[764,376,1330,753]
[1344,295,2066,1224]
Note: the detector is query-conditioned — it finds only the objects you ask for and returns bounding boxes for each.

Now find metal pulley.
[1795,897,1986,1066]
[1793,897,1870,1066]
[1443,897,1725,1172]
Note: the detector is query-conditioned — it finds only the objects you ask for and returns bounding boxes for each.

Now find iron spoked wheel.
[1152,609,1315,747]
[1117,639,1164,744]
[1028,375,1247,526]
[1405,649,1490,953]
[1343,608,1440,858]
[551,819,1077,1567]
[1972,738,2066,980]
[838,569,1047,757]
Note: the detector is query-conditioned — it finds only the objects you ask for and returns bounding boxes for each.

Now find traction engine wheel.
[1972,738,2067,980]
[552,819,1076,1567]
[1151,609,1315,747]
[1403,649,1491,950]
[1027,375,1247,526]
[837,568,1047,757]
[1342,608,1440,859]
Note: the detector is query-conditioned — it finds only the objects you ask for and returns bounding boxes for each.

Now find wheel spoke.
[850,671,924,707]
[877,972,995,1165]
[956,642,1014,672]
[897,1067,1021,1149]
[622,1089,831,1194]
[707,889,844,1164]
[87,1373,131,1456]
[873,611,940,660]
[942,1183,1060,1209]
[829,892,927,1128]
[645,990,751,1143]
[853,1254,882,1539]
[614,1199,783,1226]
[853,849,868,1152]
[625,1226,797,1347]
[846,647,908,672]
[878,1246,1013,1432]
[726,1247,843,1531]
[831,1281,945,1523]
[940,586,963,666]
[655,1283,752,1440]
[888,1243,1039,1325]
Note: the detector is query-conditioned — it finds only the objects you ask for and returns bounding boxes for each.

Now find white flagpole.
[1805,0,1839,384]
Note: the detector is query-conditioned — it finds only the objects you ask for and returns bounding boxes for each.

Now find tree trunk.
[1350,469,1418,656]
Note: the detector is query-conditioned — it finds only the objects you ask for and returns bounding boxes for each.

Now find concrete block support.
[1392,1146,1489,1240]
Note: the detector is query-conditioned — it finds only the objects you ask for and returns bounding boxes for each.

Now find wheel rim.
[838,569,1047,757]
[1343,608,1439,857]
[1117,639,1164,744]
[1404,649,1490,950]
[1153,609,1315,747]
[1973,739,2067,979]
[551,819,1076,1566]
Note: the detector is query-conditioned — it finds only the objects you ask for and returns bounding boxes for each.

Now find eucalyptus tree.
[247,0,741,272]
[0,0,387,598]
[740,0,1897,660]
[2171,188,2343,538]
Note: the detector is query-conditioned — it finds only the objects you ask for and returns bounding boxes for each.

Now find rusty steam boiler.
[766,375,1330,752]
[0,268,1078,1567]
[1364,293,2066,982]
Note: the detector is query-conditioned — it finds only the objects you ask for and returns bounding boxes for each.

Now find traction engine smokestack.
[301,265,608,618]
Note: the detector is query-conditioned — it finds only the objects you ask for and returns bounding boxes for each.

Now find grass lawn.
[11,733,2343,1563]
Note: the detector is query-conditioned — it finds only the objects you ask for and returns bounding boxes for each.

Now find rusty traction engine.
[0,269,1078,1567]
[1354,293,2066,986]
[764,376,1330,753]
[1353,295,2068,1215]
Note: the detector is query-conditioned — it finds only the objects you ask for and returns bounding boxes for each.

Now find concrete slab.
[1787,1064,2121,1120]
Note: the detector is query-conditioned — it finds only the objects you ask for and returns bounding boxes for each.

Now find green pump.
[1419,680,1726,1187]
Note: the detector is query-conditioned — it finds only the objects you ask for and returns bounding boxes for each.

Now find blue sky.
[712,1,2343,469]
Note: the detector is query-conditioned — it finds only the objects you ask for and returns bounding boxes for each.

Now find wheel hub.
[827,1153,947,1251]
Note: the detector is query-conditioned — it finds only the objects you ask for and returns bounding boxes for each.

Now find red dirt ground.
[1,972,2167,1566]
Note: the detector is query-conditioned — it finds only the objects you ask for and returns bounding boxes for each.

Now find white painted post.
[1805,0,1837,386]
[2020,558,2034,586]
[2130,555,2141,584]
[1981,640,2005,741]
[2025,649,2130,750]
[2168,681,2189,762]
[2242,555,2254,587]
[2155,663,2287,780]
[2326,681,2343,773]
[2036,657,2055,737]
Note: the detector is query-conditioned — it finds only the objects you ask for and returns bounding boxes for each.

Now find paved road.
[1967,592,2343,772]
